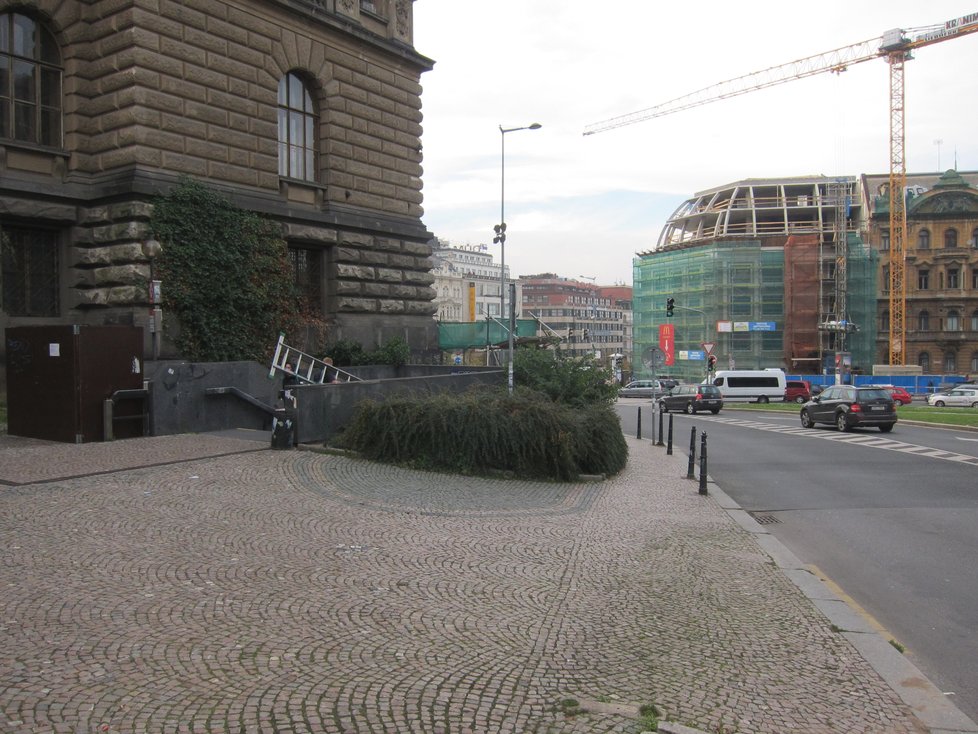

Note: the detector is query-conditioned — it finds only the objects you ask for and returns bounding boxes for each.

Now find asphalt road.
[616,400,978,723]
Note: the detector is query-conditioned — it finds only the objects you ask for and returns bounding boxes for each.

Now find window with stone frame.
[288,245,322,313]
[917,310,930,331]
[277,72,317,182]
[917,228,930,249]
[971,309,978,332]
[944,353,956,373]
[972,228,978,248]
[972,352,978,373]
[880,310,889,332]
[948,268,960,289]
[880,229,890,251]
[944,228,958,249]
[918,351,930,372]
[0,11,62,147]
[917,269,929,290]
[1,225,60,316]
[946,310,960,331]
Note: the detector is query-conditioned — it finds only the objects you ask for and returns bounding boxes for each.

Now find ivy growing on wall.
[151,178,301,362]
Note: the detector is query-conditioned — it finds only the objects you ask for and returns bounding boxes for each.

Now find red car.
[869,384,913,405]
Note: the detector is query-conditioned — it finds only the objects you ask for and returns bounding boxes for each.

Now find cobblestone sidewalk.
[0,433,957,733]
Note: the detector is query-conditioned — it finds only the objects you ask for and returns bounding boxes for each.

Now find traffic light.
[666,297,675,317]
[708,354,717,369]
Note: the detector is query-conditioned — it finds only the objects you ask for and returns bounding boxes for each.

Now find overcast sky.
[411,1,978,285]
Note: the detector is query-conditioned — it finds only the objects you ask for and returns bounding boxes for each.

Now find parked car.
[619,380,667,399]
[866,384,913,405]
[799,385,897,432]
[927,387,978,408]
[658,384,723,414]
[784,380,812,404]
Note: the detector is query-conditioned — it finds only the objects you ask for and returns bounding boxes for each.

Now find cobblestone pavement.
[0,433,935,733]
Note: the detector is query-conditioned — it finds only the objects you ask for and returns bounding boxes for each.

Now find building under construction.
[635,175,877,381]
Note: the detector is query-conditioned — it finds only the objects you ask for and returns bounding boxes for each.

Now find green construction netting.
[438,319,539,350]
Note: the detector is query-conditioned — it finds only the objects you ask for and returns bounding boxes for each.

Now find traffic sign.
[701,342,716,355]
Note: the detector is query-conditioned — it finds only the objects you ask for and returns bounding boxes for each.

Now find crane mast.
[587,11,978,366]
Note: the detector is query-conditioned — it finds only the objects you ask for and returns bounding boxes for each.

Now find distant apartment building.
[862,169,978,375]
[519,273,631,367]
[1,0,437,389]
[428,241,512,322]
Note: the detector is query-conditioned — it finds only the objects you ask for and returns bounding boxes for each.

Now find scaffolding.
[633,236,877,381]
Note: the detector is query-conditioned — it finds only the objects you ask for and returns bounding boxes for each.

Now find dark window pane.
[13,13,34,58]
[13,58,33,100]
[1,226,60,316]
[14,100,34,138]
[39,26,58,64]
[39,66,58,106]
[40,106,58,145]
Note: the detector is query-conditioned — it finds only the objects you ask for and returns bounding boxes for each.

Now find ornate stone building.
[864,170,978,376]
[0,0,437,387]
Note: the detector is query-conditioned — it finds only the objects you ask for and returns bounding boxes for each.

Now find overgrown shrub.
[336,386,628,480]
[323,336,410,367]
[151,177,303,362]
[513,347,618,409]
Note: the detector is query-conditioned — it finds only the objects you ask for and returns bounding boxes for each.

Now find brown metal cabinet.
[5,325,144,443]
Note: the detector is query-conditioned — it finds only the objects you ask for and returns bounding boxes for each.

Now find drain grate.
[749,511,782,525]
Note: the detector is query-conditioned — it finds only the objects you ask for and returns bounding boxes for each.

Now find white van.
[707,369,786,403]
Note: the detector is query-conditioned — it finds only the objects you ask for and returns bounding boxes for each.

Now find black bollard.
[686,426,697,479]
[666,414,674,455]
[699,431,709,494]
[657,407,665,447]
[636,405,642,440]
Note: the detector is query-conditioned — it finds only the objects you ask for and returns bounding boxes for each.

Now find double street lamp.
[494,122,541,393]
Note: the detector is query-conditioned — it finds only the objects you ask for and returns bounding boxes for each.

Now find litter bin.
[270,408,295,449]
[4,325,144,443]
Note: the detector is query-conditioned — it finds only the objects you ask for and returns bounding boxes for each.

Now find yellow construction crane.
[586,10,978,365]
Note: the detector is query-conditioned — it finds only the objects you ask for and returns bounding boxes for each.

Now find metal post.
[687,426,697,479]
[667,414,674,455]
[699,432,709,495]
[657,408,665,446]
[636,405,642,440]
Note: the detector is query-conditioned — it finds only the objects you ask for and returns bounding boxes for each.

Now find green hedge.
[336,387,628,481]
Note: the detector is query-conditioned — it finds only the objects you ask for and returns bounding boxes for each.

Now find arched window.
[946,310,960,331]
[917,310,930,330]
[0,12,62,146]
[277,72,317,181]
[918,229,931,249]
[972,352,978,373]
[944,228,958,249]
[918,351,930,372]
[880,230,890,251]
[944,353,956,373]
[972,309,978,331]
[972,228,978,248]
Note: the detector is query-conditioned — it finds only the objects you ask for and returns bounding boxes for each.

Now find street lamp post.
[494,122,541,393]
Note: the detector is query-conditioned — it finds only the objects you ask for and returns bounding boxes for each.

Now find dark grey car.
[658,384,723,414]
[799,385,897,432]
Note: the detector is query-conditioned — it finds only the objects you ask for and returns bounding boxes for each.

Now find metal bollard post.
[657,408,665,447]
[686,426,697,479]
[698,431,709,495]
[666,414,674,455]
[636,405,642,440]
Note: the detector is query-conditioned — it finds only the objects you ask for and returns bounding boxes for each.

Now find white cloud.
[413,1,978,284]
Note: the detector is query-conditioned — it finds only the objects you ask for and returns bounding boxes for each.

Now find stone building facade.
[863,170,978,376]
[0,0,437,388]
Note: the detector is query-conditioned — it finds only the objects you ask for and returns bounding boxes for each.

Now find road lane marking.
[697,415,978,466]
